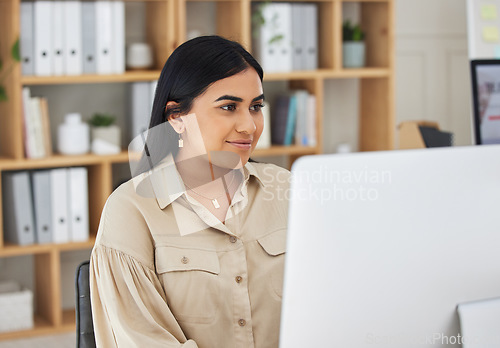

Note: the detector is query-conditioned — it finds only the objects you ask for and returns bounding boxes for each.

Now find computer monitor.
[470,60,500,145]
[280,145,500,347]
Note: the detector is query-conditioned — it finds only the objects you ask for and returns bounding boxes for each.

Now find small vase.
[126,43,153,70]
[342,41,366,68]
[91,125,121,155]
[58,113,90,155]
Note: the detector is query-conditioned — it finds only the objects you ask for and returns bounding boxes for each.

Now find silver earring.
[178,133,183,148]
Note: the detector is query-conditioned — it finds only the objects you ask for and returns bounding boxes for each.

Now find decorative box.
[0,281,34,333]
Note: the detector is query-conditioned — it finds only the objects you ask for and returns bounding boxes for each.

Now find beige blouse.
[90,160,290,348]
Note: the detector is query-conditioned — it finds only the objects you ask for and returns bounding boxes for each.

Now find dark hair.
[133,35,263,176]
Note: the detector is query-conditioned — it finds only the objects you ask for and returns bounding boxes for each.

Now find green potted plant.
[342,20,365,68]
[0,39,21,101]
[88,113,121,155]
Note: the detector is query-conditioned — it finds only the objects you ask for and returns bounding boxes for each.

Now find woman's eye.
[221,104,237,111]
[250,103,264,112]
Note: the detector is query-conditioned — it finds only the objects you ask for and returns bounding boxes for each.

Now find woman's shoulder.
[94,179,156,267]
[104,175,159,212]
[102,179,143,214]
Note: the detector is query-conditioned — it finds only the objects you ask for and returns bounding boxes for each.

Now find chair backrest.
[75,260,96,348]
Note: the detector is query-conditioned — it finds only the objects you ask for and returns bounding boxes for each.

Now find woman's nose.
[236,110,256,134]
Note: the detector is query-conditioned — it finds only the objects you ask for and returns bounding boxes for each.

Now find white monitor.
[280,145,500,347]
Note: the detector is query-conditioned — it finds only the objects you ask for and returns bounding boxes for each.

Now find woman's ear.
[166,101,185,134]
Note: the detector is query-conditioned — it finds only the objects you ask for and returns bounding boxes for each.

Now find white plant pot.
[91,125,121,155]
[342,41,366,68]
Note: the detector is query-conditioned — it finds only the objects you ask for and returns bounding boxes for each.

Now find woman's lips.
[226,140,252,149]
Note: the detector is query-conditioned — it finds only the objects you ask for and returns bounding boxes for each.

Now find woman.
[90,35,290,348]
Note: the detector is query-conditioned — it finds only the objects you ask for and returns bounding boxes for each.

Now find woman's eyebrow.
[252,94,265,102]
[215,95,243,102]
[214,94,265,103]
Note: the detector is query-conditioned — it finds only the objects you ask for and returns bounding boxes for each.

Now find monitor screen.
[470,59,500,145]
[280,145,500,347]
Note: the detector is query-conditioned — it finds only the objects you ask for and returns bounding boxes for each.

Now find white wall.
[395,0,472,146]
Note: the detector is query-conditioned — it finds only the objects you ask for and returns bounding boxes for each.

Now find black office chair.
[75,260,97,348]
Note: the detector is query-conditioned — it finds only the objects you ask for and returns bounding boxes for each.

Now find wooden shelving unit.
[0,0,394,340]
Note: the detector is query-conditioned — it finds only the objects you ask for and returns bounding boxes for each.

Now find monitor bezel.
[470,59,500,145]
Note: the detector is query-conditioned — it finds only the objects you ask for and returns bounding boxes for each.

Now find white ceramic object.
[126,43,153,69]
[57,113,90,155]
[336,143,352,154]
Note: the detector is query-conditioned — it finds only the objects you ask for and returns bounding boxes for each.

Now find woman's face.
[183,68,264,167]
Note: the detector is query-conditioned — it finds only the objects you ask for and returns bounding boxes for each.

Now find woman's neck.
[175,154,236,189]
[175,155,243,223]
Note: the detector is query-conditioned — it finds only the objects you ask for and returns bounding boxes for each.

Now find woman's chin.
[208,150,246,169]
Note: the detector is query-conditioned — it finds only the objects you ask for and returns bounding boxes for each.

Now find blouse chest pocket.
[257,228,287,299]
[155,246,220,324]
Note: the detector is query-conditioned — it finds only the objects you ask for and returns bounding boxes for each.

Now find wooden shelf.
[19,68,391,85]
[0,147,323,171]
[253,145,319,157]
[187,0,242,2]
[0,152,130,170]
[0,239,96,257]
[0,314,73,341]
[21,70,162,85]
[342,0,390,2]
[262,68,391,81]
[61,309,76,330]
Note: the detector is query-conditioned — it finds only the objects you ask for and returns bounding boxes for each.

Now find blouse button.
[181,256,189,264]
[235,276,243,283]
[229,236,237,243]
[238,319,246,327]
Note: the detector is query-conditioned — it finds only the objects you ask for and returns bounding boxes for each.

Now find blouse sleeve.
[90,244,199,348]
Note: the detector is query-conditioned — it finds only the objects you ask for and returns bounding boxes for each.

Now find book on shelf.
[303,3,318,71]
[33,0,53,76]
[256,103,271,149]
[252,2,293,73]
[82,1,97,74]
[306,94,317,147]
[291,4,305,71]
[64,0,83,75]
[21,0,125,76]
[21,88,53,159]
[39,97,53,156]
[29,96,46,158]
[31,170,53,244]
[2,171,36,246]
[294,90,309,146]
[52,0,64,76]
[21,87,37,159]
[2,168,90,245]
[50,168,70,243]
[20,1,34,76]
[111,1,125,74]
[95,0,125,75]
[252,2,318,72]
[128,81,157,152]
[271,90,317,147]
[271,94,291,145]
[68,167,89,242]
[283,95,297,146]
